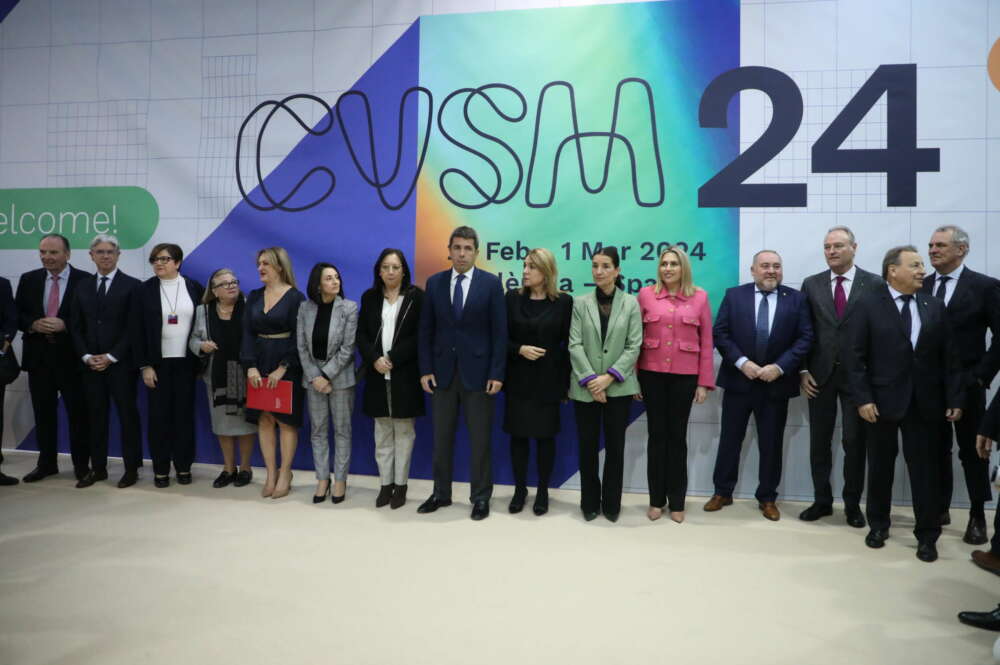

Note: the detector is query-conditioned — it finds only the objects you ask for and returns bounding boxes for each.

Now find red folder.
[246,379,294,414]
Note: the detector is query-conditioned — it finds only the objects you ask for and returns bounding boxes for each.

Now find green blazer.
[568,288,642,402]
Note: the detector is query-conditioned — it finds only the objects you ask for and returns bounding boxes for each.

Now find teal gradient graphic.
[416,0,739,310]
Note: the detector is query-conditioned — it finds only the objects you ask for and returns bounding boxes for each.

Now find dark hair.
[881,244,919,280]
[593,245,624,290]
[448,225,479,250]
[41,233,70,252]
[371,248,411,293]
[149,243,183,264]
[307,262,344,304]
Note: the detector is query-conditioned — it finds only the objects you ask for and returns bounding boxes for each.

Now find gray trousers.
[307,387,354,482]
[431,379,494,503]
[374,381,416,486]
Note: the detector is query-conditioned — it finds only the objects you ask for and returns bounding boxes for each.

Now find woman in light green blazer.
[569,246,642,522]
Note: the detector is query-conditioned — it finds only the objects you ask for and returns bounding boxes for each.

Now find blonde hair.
[256,246,297,289]
[520,247,560,301]
[654,246,696,298]
[203,268,238,304]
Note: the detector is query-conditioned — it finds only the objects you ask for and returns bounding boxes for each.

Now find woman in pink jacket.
[637,246,715,523]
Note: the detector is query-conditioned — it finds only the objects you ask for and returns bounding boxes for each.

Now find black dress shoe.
[964,516,988,545]
[213,470,236,489]
[0,471,20,486]
[74,467,90,482]
[76,469,108,488]
[390,484,407,509]
[844,505,866,528]
[798,503,833,522]
[117,471,138,488]
[471,500,490,521]
[23,467,58,483]
[153,475,170,488]
[583,510,599,521]
[233,469,252,487]
[508,486,527,514]
[176,472,192,485]
[958,605,1000,631]
[603,509,620,523]
[375,484,394,508]
[417,495,452,514]
[940,511,952,526]
[533,487,549,516]
[916,541,938,562]
[865,529,889,549]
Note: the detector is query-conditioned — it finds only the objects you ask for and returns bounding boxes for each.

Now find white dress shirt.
[450,266,475,304]
[735,286,782,372]
[888,285,921,349]
[43,264,71,311]
[829,264,857,300]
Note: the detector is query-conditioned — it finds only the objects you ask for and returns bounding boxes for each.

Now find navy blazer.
[70,271,142,368]
[418,268,507,391]
[0,277,16,344]
[15,265,93,372]
[713,282,814,399]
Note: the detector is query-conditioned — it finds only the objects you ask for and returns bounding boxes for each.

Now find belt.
[258,332,291,339]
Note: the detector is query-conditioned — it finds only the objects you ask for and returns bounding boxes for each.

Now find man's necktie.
[46,275,60,317]
[935,275,950,301]
[754,291,771,363]
[453,273,465,321]
[833,275,847,319]
[97,276,108,301]
[899,294,913,347]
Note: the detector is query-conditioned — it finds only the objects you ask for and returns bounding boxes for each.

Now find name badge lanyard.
[161,281,181,325]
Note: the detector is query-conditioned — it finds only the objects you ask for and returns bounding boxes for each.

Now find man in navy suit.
[15,233,92,482]
[705,250,813,521]
[70,234,143,489]
[846,245,963,563]
[417,226,507,520]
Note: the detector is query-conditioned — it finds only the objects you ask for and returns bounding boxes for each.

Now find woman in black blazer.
[135,243,204,488]
[503,247,572,516]
[356,249,424,509]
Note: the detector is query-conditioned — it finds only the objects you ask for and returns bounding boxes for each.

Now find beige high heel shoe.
[272,469,293,499]
[261,472,276,498]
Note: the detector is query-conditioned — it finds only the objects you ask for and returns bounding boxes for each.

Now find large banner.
[1,0,996,503]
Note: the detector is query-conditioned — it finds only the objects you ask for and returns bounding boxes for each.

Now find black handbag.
[0,346,20,386]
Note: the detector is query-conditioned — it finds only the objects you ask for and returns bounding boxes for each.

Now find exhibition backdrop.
[1,0,998,504]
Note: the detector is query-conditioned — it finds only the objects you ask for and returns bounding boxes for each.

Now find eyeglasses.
[92,249,117,256]
[213,280,239,289]
[150,256,174,264]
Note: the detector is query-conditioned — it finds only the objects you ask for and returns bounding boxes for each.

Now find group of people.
[2,224,1000,568]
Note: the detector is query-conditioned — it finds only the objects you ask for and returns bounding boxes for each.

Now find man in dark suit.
[705,250,813,521]
[846,245,963,562]
[971,396,1000,573]
[0,275,19,485]
[15,233,92,482]
[70,234,143,489]
[920,225,1000,545]
[798,226,882,528]
[417,226,507,520]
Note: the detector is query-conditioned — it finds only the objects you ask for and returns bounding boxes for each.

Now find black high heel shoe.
[313,480,331,504]
[508,486,528,513]
[533,487,549,516]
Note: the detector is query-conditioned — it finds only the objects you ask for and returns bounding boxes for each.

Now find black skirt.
[503,395,560,438]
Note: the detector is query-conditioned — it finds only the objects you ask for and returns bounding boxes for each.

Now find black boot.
[376,484,395,508]
[509,486,528,513]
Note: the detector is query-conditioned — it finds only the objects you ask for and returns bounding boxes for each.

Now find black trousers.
[146,358,196,476]
[937,382,990,515]
[82,363,142,473]
[574,396,630,514]
[639,370,697,511]
[865,399,942,544]
[0,385,5,465]
[807,365,866,508]
[431,380,494,503]
[511,436,555,489]
[27,363,89,473]
[713,388,789,502]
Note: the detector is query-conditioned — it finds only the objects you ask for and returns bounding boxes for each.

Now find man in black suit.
[920,225,1000,545]
[15,233,92,482]
[846,245,963,562]
[971,396,1000,573]
[417,226,507,520]
[706,250,813,521]
[798,226,882,528]
[70,234,143,489]
[0,275,19,485]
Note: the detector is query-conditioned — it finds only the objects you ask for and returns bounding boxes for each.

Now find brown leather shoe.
[759,501,780,521]
[703,495,733,512]
[972,550,1000,575]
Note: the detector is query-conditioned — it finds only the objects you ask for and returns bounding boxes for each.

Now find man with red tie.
[798,226,882,527]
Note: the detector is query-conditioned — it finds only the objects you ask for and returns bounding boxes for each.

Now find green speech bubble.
[0,186,158,250]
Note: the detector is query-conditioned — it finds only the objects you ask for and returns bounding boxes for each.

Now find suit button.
[666,358,671,362]
[667,325,672,329]
[667,341,672,345]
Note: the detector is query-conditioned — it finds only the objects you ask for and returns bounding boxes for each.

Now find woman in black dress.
[241,247,305,499]
[504,247,572,515]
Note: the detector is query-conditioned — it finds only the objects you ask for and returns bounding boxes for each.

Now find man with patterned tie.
[15,233,92,482]
[798,226,882,527]
[845,245,963,562]
[705,250,813,521]
[417,226,507,520]
[919,225,1000,545]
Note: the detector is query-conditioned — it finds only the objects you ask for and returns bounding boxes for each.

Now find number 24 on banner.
[698,64,940,208]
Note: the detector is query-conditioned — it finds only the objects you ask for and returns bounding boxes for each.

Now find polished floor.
[1,449,998,665]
